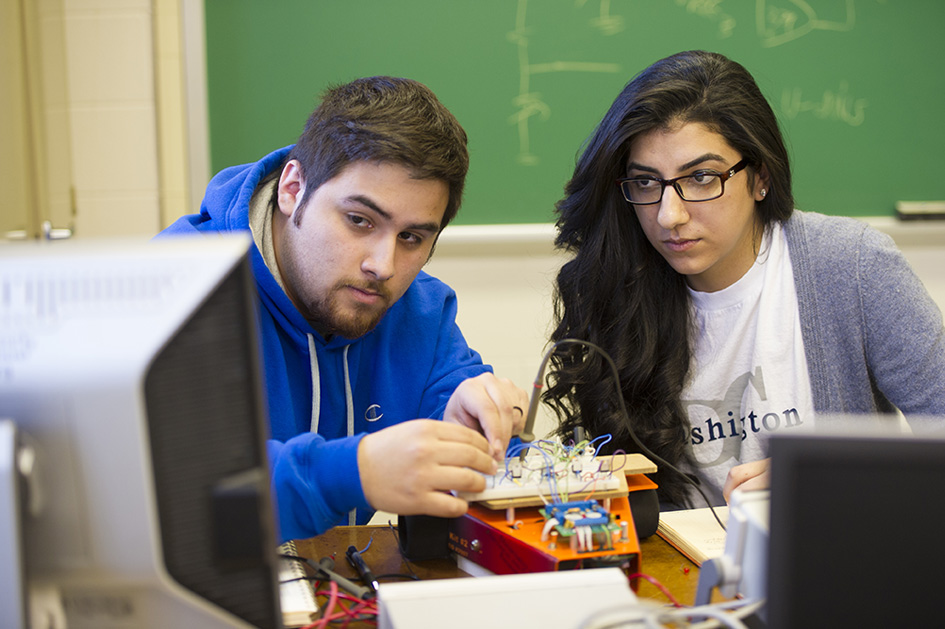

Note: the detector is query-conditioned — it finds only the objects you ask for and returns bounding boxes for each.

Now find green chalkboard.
[205,0,945,224]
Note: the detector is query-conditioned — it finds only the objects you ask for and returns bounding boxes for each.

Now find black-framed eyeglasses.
[616,158,750,205]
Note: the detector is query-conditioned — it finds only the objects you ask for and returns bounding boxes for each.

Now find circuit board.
[448,439,656,577]
[540,500,620,553]
[452,494,642,574]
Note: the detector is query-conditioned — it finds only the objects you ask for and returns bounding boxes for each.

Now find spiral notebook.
[278,541,319,627]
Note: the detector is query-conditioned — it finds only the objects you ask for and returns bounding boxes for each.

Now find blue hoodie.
[159,146,491,541]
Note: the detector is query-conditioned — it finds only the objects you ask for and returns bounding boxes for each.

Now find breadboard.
[458,452,653,509]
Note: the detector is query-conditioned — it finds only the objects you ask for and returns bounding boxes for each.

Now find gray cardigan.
[785,211,945,417]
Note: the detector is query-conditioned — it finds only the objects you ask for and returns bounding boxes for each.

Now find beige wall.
[425,225,567,440]
[0,0,199,240]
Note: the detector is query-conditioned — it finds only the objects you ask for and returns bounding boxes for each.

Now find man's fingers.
[408,491,470,519]
[428,464,488,494]
[431,438,497,476]
[431,419,492,452]
[446,374,529,459]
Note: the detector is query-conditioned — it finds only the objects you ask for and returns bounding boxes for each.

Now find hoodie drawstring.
[342,345,356,526]
[307,334,321,433]
[307,334,358,526]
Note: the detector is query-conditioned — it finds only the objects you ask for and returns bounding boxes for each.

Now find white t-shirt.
[680,222,814,506]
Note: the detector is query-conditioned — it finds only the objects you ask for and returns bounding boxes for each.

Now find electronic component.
[447,433,659,580]
[450,493,640,575]
[456,439,649,507]
[541,500,618,553]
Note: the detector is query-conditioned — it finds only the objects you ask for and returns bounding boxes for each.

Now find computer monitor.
[766,427,945,629]
[0,236,282,628]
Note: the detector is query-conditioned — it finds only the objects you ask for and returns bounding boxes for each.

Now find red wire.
[334,593,378,626]
[301,580,338,629]
[303,581,379,628]
[627,572,684,608]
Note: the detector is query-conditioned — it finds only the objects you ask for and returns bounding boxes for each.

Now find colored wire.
[541,338,728,531]
[626,572,684,608]
[649,598,764,629]
[589,433,613,452]
[305,580,380,629]
[355,534,373,555]
[575,598,764,629]
[303,580,337,629]
[504,433,621,504]
[388,520,420,582]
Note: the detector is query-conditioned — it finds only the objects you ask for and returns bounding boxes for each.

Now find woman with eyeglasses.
[544,50,945,510]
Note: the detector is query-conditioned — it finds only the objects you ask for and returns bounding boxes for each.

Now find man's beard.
[303,281,391,339]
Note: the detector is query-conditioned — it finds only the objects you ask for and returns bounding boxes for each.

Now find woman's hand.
[723,458,771,502]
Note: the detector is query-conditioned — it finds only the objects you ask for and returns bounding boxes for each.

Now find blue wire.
[503,434,617,504]
[505,441,561,502]
[356,534,374,555]
[589,433,612,452]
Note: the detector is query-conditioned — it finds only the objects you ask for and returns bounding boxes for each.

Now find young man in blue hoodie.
[160,77,528,542]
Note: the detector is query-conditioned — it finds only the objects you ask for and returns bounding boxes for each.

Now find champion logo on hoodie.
[365,404,383,422]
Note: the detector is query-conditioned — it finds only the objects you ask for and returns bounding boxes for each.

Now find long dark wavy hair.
[545,51,795,505]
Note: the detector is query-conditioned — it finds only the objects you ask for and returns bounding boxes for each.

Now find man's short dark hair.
[287,76,469,231]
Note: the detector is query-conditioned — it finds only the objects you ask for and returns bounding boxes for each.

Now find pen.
[345,545,379,596]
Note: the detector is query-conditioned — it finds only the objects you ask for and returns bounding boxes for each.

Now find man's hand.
[357,419,498,518]
[723,458,771,502]
[443,373,529,461]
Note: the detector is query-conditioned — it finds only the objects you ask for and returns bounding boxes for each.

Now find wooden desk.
[293,524,706,623]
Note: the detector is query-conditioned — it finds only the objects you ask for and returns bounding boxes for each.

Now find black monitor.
[767,427,945,628]
[0,235,282,628]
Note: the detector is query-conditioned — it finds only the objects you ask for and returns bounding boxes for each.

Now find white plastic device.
[694,488,769,610]
[377,567,637,629]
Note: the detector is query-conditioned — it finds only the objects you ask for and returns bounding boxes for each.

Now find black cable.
[375,573,420,582]
[387,520,420,581]
[529,338,727,532]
